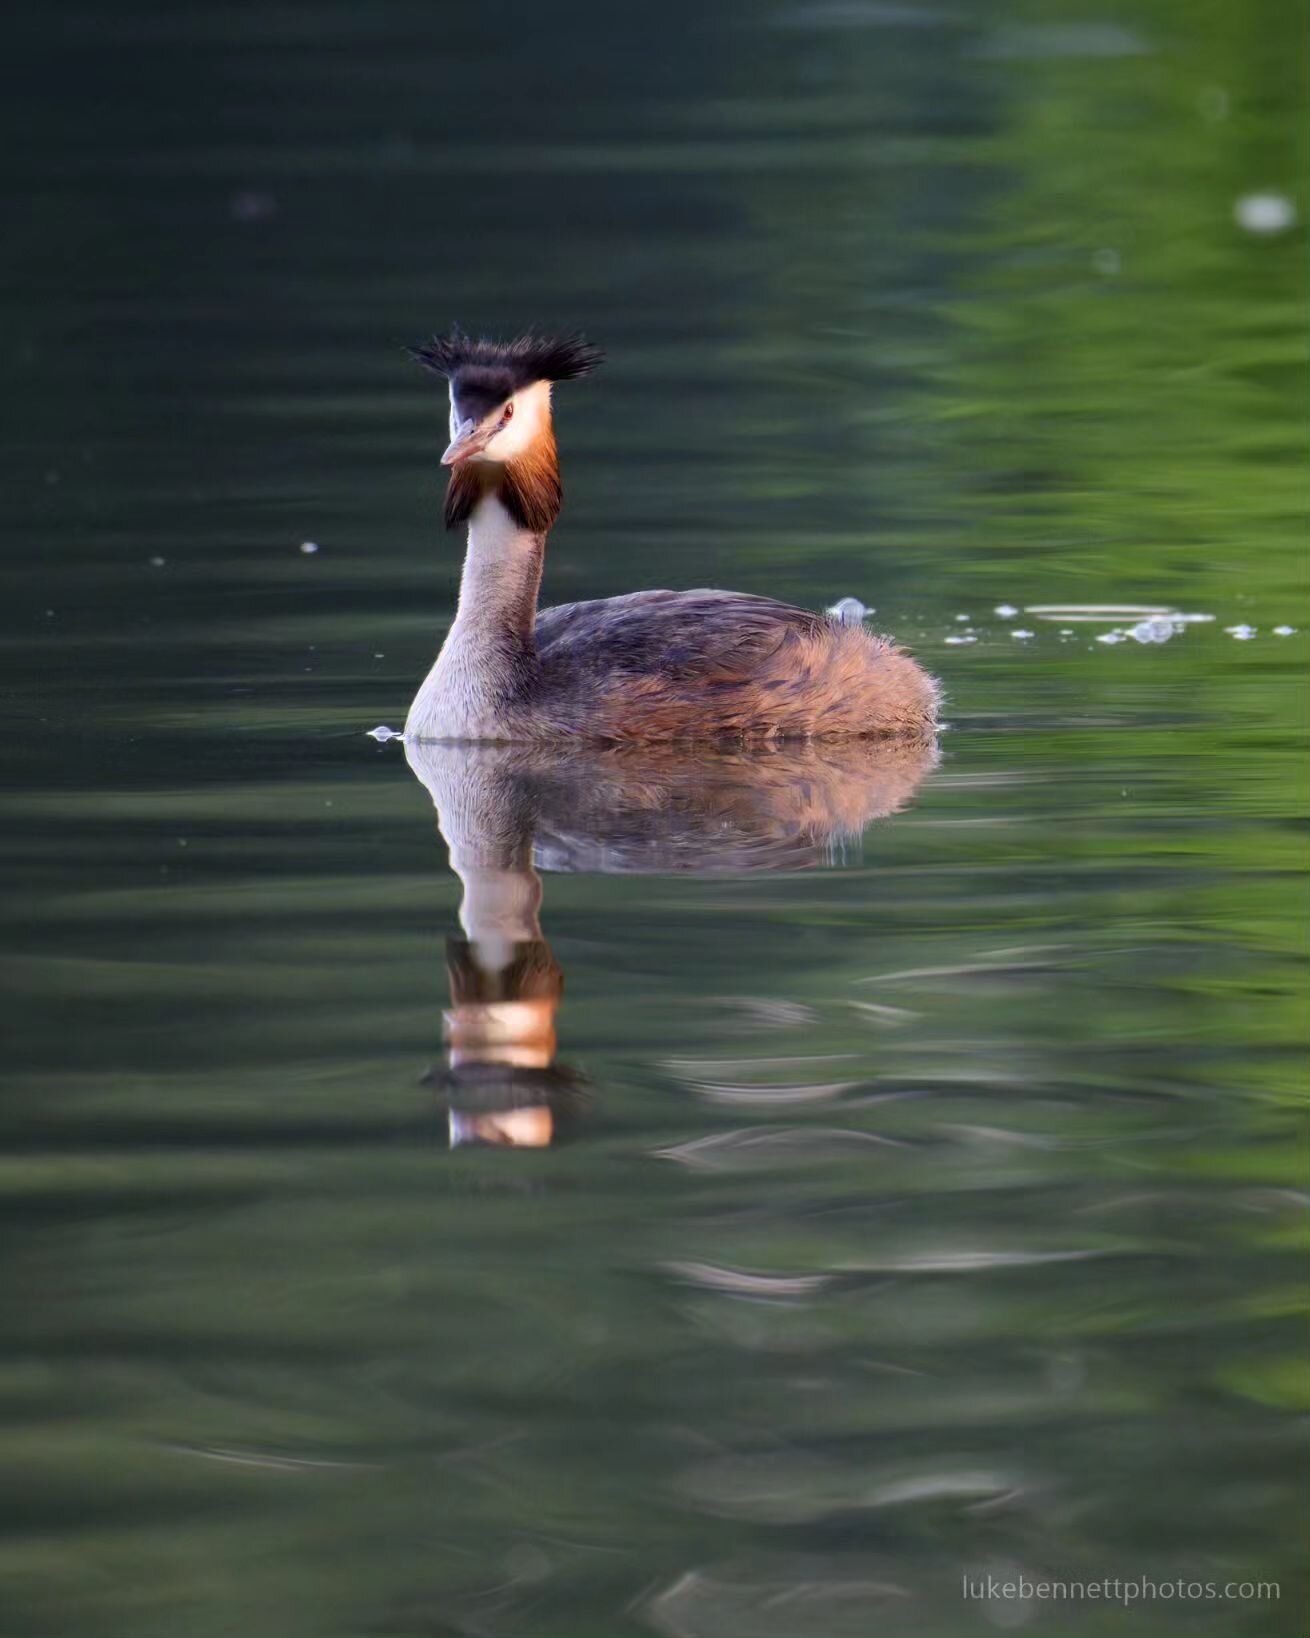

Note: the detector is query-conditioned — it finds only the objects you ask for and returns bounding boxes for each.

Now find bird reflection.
[406,737,938,1147]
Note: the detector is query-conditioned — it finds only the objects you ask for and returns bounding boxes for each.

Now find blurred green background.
[0,0,1306,1634]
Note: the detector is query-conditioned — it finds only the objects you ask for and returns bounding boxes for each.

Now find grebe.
[404,330,939,744]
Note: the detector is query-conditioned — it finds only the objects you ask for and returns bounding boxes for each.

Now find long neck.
[451,492,546,655]
[407,457,560,738]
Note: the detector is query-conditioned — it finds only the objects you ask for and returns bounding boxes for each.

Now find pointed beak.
[441,416,489,467]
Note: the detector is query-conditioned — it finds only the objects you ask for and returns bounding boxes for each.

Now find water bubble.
[149,555,166,568]
[367,726,402,742]
[944,634,977,646]
[1096,632,1124,645]
[1273,624,1297,637]
[1129,616,1177,644]
[1010,629,1034,640]
[299,540,320,555]
[994,603,1018,618]
[826,595,870,626]
[955,612,972,622]
[1225,623,1256,640]
[1234,192,1296,235]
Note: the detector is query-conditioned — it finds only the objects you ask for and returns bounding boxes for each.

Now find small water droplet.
[1225,623,1257,640]
[1235,192,1296,235]
[300,540,320,555]
[994,604,1018,618]
[229,189,278,222]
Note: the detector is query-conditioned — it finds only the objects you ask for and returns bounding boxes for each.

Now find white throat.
[405,491,544,741]
[449,492,545,646]
[458,492,536,589]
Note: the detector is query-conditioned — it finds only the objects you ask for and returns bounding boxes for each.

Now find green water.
[2,0,1306,1634]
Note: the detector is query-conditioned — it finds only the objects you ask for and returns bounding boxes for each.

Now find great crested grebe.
[404,330,939,744]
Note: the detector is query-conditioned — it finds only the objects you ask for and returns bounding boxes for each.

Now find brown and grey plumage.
[404,329,939,744]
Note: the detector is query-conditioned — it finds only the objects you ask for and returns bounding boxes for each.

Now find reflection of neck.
[453,844,543,970]
[444,913,561,1071]
[407,740,568,1144]
[445,838,558,1068]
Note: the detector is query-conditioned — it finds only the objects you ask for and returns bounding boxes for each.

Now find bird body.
[404,331,938,744]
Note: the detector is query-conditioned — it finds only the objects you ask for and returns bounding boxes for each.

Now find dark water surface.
[3,1,1307,1634]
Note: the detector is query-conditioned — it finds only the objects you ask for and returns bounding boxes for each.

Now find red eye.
[503,402,514,422]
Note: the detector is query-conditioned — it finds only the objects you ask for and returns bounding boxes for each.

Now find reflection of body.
[404,330,939,744]
[408,738,937,1146]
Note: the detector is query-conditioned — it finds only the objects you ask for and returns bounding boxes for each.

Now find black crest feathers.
[408,328,604,388]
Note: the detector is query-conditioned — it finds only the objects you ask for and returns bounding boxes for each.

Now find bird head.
[408,328,604,468]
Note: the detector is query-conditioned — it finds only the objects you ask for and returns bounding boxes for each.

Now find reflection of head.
[433,936,587,1147]
[429,1061,591,1148]
[445,936,562,1067]
[449,1104,555,1149]
[447,937,563,1004]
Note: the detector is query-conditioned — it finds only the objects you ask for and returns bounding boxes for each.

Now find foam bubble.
[1129,616,1177,644]
[1235,192,1296,235]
